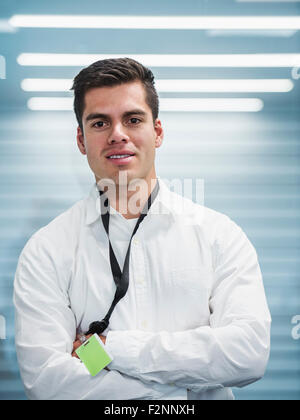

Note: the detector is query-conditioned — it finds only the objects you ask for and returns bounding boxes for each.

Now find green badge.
[75,333,113,376]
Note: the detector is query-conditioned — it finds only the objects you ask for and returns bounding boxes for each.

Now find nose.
[107,123,130,145]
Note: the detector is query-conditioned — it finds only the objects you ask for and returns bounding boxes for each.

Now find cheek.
[136,131,156,153]
[85,144,105,172]
[84,136,103,156]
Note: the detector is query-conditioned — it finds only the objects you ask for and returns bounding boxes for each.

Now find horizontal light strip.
[28,97,73,111]
[207,30,297,37]
[17,53,300,67]
[160,98,264,112]
[27,97,264,112]
[21,78,294,93]
[157,79,294,92]
[9,15,300,30]
[237,1,300,3]
[0,19,17,33]
[21,79,73,91]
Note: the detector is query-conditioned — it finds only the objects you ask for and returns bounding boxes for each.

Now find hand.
[98,335,109,370]
[71,333,92,358]
[71,334,108,369]
[72,334,107,357]
[99,334,106,345]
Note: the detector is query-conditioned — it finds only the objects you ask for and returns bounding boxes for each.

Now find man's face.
[77,81,163,187]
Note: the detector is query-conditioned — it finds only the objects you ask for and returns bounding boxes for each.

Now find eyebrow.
[85,109,147,123]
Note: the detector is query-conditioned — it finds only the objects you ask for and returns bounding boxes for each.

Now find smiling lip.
[105,151,136,165]
[105,149,135,158]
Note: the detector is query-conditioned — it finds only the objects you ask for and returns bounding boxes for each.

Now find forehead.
[82,81,151,119]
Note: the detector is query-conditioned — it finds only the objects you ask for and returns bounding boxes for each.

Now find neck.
[98,176,158,220]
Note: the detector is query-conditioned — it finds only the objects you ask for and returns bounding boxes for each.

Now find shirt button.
[136,277,145,284]
[141,320,148,329]
[133,238,139,246]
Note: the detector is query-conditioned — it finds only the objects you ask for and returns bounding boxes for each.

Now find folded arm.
[13,233,177,400]
[105,218,272,393]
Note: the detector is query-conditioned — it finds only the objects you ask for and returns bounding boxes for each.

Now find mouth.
[106,153,136,165]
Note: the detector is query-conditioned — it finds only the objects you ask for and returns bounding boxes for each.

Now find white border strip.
[9,15,300,30]
[17,53,300,67]
[27,97,264,112]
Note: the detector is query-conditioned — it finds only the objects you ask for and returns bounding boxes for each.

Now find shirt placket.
[131,231,150,331]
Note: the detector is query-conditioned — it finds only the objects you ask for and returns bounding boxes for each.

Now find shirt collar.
[85,177,200,226]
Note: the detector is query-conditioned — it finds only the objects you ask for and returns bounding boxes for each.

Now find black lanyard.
[86,180,160,335]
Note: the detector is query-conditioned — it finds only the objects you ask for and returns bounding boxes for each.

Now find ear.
[154,119,164,148]
[76,126,86,155]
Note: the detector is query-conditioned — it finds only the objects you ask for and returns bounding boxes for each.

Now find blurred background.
[0,0,300,400]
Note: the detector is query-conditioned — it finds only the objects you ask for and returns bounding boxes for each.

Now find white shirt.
[13,178,271,400]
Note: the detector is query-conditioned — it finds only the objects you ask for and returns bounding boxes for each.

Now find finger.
[99,335,106,345]
[76,333,92,343]
[72,340,82,352]
[72,351,79,359]
[73,334,93,353]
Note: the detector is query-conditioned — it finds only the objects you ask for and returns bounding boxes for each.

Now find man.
[14,58,271,400]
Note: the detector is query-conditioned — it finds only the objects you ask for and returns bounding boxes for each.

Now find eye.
[93,121,107,128]
[129,117,141,124]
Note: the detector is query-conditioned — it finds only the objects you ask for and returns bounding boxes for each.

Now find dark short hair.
[71,57,159,131]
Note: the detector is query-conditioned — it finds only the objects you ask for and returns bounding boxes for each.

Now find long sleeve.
[13,233,177,400]
[105,217,272,393]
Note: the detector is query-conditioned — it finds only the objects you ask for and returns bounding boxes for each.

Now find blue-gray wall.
[1,110,300,400]
[0,0,300,400]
